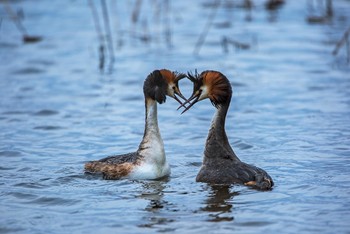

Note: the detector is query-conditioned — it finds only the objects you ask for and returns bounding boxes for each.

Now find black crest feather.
[187,69,204,95]
[143,70,167,104]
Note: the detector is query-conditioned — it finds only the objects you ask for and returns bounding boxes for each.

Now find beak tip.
[174,91,200,114]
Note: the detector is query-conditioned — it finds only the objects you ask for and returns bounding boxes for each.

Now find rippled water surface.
[1,0,350,233]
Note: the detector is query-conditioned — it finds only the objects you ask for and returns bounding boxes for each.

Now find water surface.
[1,0,350,233]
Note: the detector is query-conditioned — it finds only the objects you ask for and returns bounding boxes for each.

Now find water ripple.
[32,109,59,116]
[14,182,46,189]
[12,67,45,75]
[9,192,38,200]
[1,111,31,115]
[28,196,79,206]
[0,151,22,157]
[33,125,63,130]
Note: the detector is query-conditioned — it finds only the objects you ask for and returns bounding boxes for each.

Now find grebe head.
[181,70,232,113]
[144,69,187,104]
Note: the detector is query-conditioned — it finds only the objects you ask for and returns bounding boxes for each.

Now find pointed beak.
[176,96,190,110]
[180,90,201,114]
[173,88,187,106]
[172,74,187,105]
[176,89,196,110]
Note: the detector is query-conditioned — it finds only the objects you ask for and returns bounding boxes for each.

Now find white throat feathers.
[132,98,170,179]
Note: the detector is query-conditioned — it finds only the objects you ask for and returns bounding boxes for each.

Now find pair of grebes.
[85,69,273,190]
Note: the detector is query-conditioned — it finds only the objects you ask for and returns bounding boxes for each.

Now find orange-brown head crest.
[180,70,232,113]
[159,69,186,84]
[201,70,232,107]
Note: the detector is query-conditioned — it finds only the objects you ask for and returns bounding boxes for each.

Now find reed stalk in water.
[88,0,105,71]
[333,27,350,63]
[101,0,115,72]
[163,0,172,48]
[193,0,220,55]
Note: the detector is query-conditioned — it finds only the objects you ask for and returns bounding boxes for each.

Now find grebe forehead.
[160,69,177,97]
[159,69,176,84]
[201,71,228,86]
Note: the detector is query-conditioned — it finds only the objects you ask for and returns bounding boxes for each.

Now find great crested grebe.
[181,70,274,190]
[85,69,186,180]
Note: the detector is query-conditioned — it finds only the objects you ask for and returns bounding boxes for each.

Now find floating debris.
[2,0,42,44]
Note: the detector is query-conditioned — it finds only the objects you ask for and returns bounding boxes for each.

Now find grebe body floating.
[85,69,186,180]
[183,70,274,190]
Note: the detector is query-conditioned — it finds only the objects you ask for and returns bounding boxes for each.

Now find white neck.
[137,98,166,165]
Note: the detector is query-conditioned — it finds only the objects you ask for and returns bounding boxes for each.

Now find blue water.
[1,0,350,233]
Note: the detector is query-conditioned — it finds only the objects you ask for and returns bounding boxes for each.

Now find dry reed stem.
[193,0,221,55]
